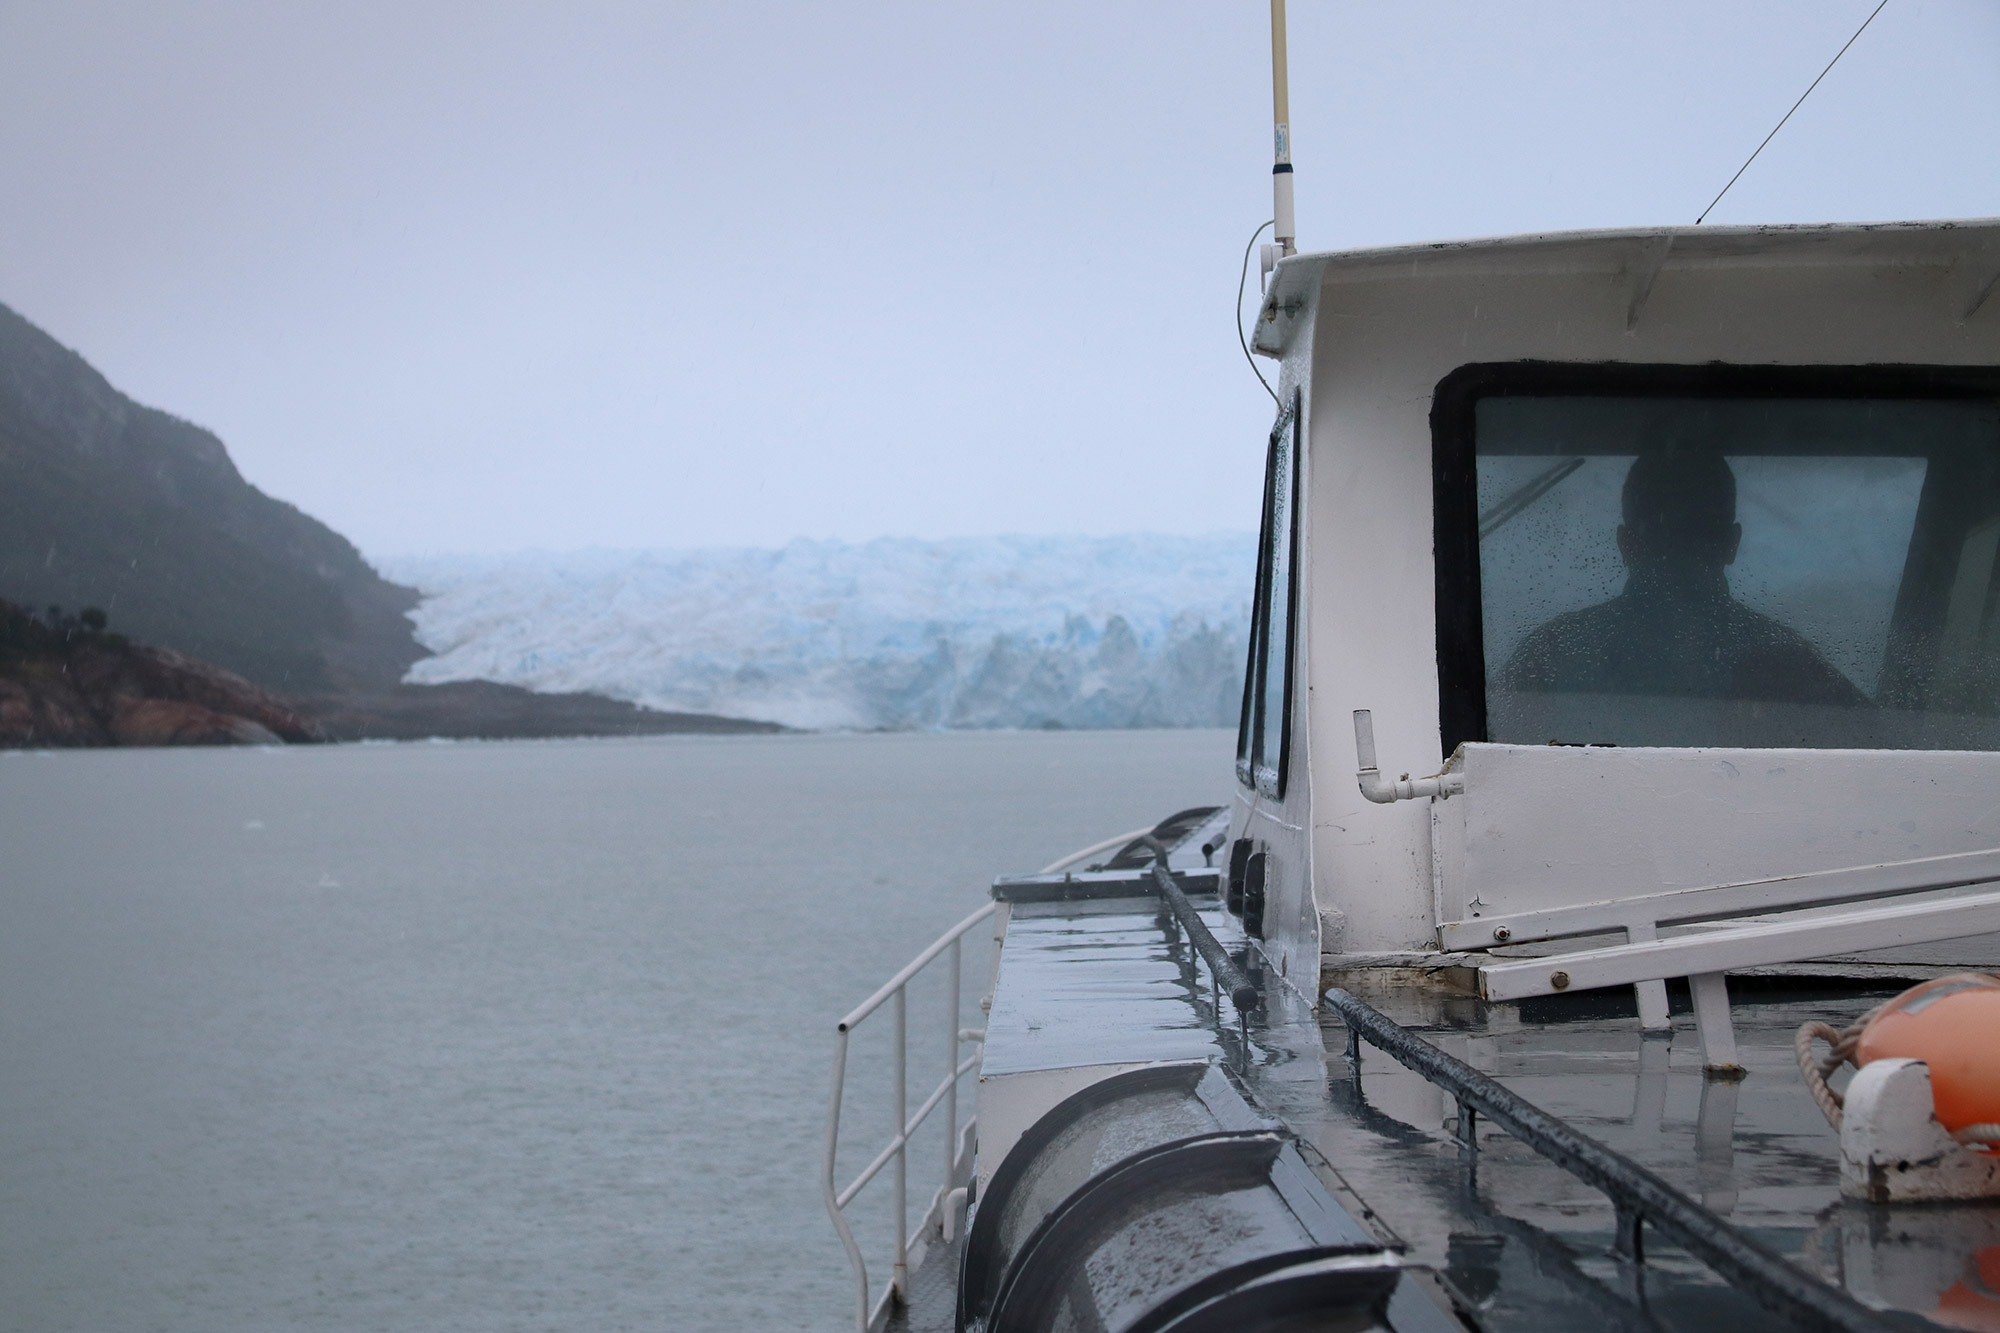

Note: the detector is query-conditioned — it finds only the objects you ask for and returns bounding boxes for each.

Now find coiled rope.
[1796,1007,2000,1147]
[1793,1012,1873,1130]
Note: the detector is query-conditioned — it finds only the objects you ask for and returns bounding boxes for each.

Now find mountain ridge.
[0,298,421,692]
[0,598,326,746]
[0,299,779,742]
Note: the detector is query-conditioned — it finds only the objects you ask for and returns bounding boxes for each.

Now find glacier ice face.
[382,534,1255,730]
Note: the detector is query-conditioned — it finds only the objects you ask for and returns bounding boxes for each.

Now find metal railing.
[1038,824,1155,874]
[824,901,996,1333]
[1324,987,1894,1333]
[1140,839,1259,1015]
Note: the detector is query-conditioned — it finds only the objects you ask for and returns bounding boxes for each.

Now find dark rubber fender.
[982,1131,1398,1332]
[958,1062,1279,1331]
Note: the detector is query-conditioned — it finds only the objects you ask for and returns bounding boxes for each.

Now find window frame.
[1431,360,2000,755]
[1238,390,1304,797]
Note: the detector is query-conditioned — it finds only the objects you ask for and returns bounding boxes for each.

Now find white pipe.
[1270,0,1296,255]
[1353,709,1464,803]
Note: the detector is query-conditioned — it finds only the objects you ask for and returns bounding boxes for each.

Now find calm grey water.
[0,729,1232,1331]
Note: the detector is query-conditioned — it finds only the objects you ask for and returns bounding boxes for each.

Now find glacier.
[380,534,1257,731]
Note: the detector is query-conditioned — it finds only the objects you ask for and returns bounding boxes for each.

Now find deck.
[972,888,1991,1330]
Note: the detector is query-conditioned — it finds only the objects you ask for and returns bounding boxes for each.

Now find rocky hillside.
[0,600,323,746]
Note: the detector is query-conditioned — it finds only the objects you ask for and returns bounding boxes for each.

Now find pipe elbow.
[1356,768,1399,804]
[1352,708,1464,803]
[1356,767,1464,804]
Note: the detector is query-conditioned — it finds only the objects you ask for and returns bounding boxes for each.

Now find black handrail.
[1142,837,1260,1015]
[1323,987,1892,1333]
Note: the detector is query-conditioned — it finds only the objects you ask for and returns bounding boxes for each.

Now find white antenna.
[1270,0,1295,257]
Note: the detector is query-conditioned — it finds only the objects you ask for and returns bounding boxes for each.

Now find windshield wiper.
[1479,456,1587,540]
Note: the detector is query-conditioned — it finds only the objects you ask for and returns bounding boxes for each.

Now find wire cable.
[1236,219,1280,407]
[1696,0,1890,225]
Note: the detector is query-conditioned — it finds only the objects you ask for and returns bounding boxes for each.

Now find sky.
[1,0,1997,559]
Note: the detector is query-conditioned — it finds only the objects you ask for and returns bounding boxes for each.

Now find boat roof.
[1299,216,2000,274]
[1255,217,2000,354]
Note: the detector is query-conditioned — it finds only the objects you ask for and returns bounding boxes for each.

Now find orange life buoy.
[1855,973,2000,1137]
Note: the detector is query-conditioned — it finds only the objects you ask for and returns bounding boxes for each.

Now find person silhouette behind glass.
[1502,451,1866,704]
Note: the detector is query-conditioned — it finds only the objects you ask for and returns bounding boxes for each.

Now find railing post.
[893,985,908,1302]
[822,1028,871,1333]
[945,937,961,1186]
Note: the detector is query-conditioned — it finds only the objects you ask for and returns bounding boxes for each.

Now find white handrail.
[1037,825,1157,875]
[838,901,996,1033]
[834,1051,983,1210]
[824,900,996,1333]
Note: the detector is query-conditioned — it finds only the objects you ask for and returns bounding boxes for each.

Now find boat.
[824,8,2000,1330]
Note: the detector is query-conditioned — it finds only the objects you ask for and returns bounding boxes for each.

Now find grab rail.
[823,901,996,1333]
[1140,838,1259,1015]
[1323,987,1893,1333]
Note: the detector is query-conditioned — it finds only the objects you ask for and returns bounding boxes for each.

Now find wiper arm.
[1479,456,1587,540]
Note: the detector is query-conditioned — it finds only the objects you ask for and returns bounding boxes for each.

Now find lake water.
[0,729,1233,1331]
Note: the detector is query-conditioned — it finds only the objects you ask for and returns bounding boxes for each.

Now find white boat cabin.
[832,221,2000,1331]
[1230,220,2000,1047]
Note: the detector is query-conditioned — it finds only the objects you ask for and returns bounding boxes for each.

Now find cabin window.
[1238,393,1301,794]
[1435,365,2000,751]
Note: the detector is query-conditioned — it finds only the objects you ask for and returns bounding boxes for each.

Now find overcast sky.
[2,1,1996,558]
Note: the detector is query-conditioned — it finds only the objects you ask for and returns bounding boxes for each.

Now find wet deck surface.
[1253,970,1995,1331]
[979,892,1998,1330]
